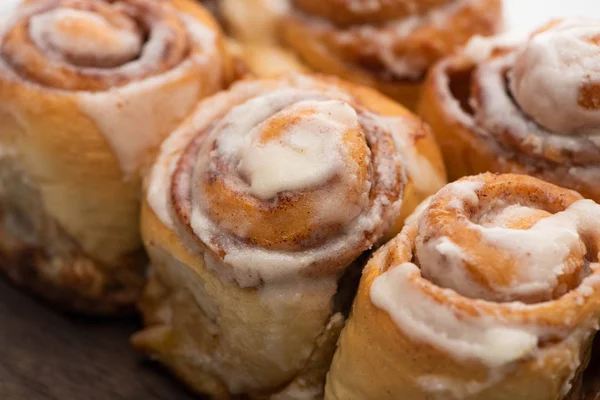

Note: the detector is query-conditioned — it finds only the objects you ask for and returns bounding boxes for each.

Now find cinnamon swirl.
[326,173,600,400]
[132,74,445,399]
[420,19,600,203]
[281,0,503,110]
[0,0,232,313]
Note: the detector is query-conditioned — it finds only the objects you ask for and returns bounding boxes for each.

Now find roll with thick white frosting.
[326,173,600,400]
[0,0,233,313]
[132,73,446,399]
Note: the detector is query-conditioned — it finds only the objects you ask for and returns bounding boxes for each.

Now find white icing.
[29,9,141,66]
[195,191,389,287]
[434,59,477,128]
[510,19,600,135]
[370,262,539,367]
[76,16,221,176]
[77,62,201,176]
[462,32,525,63]
[344,0,391,14]
[147,76,405,288]
[475,200,597,300]
[147,88,240,229]
[415,176,600,303]
[220,99,354,199]
[442,179,483,210]
[479,204,542,228]
[417,236,488,299]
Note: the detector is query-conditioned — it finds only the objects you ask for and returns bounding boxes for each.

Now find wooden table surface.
[0,278,197,400]
[2,276,600,400]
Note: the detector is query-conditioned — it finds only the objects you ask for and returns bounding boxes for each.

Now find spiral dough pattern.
[148,75,407,287]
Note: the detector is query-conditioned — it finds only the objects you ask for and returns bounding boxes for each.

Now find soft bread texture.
[326,173,600,400]
[281,0,503,110]
[419,19,600,202]
[132,74,445,399]
[220,0,308,77]
[0,0,232,313]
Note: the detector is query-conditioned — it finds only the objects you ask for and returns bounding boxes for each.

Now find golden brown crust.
[326,76,447,237]
[292,0,454,26]
[134,200,347,400]
[219,0,307,78]
[133,74,445,399]
[0,0,230,313]
[281,0,503,110]
[325,173,600,400]
[0,158,145,314]
[419,23,600,202]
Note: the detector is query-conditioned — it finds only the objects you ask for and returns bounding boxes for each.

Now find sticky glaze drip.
[0,2,226,176]
[76,15,222,176]
[414,177,600,303]
[371,262,540,367]
[369,174,600,372]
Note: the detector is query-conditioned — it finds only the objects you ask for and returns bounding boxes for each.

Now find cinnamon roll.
[420,19,600,203]
[131,74,445,399]
[281,0,503,110]
[325,173,600,400]
[0,0,233,313]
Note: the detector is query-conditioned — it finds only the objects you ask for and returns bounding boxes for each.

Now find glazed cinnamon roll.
[326,173,600,400]
[281,0,503,110]
[420,19,600,203]
[0,0,232,313]
[131,74,445,399]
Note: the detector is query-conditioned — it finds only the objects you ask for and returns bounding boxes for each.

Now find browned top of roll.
[283,0,503,82]
[432,19,600,167]
[364,173,600,368]
[147,74,409,286]
[0,0,195,91]
[292,0,455,26]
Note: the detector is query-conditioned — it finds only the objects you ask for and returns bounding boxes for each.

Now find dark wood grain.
[0,279,196,400]
[2,275,600,400]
